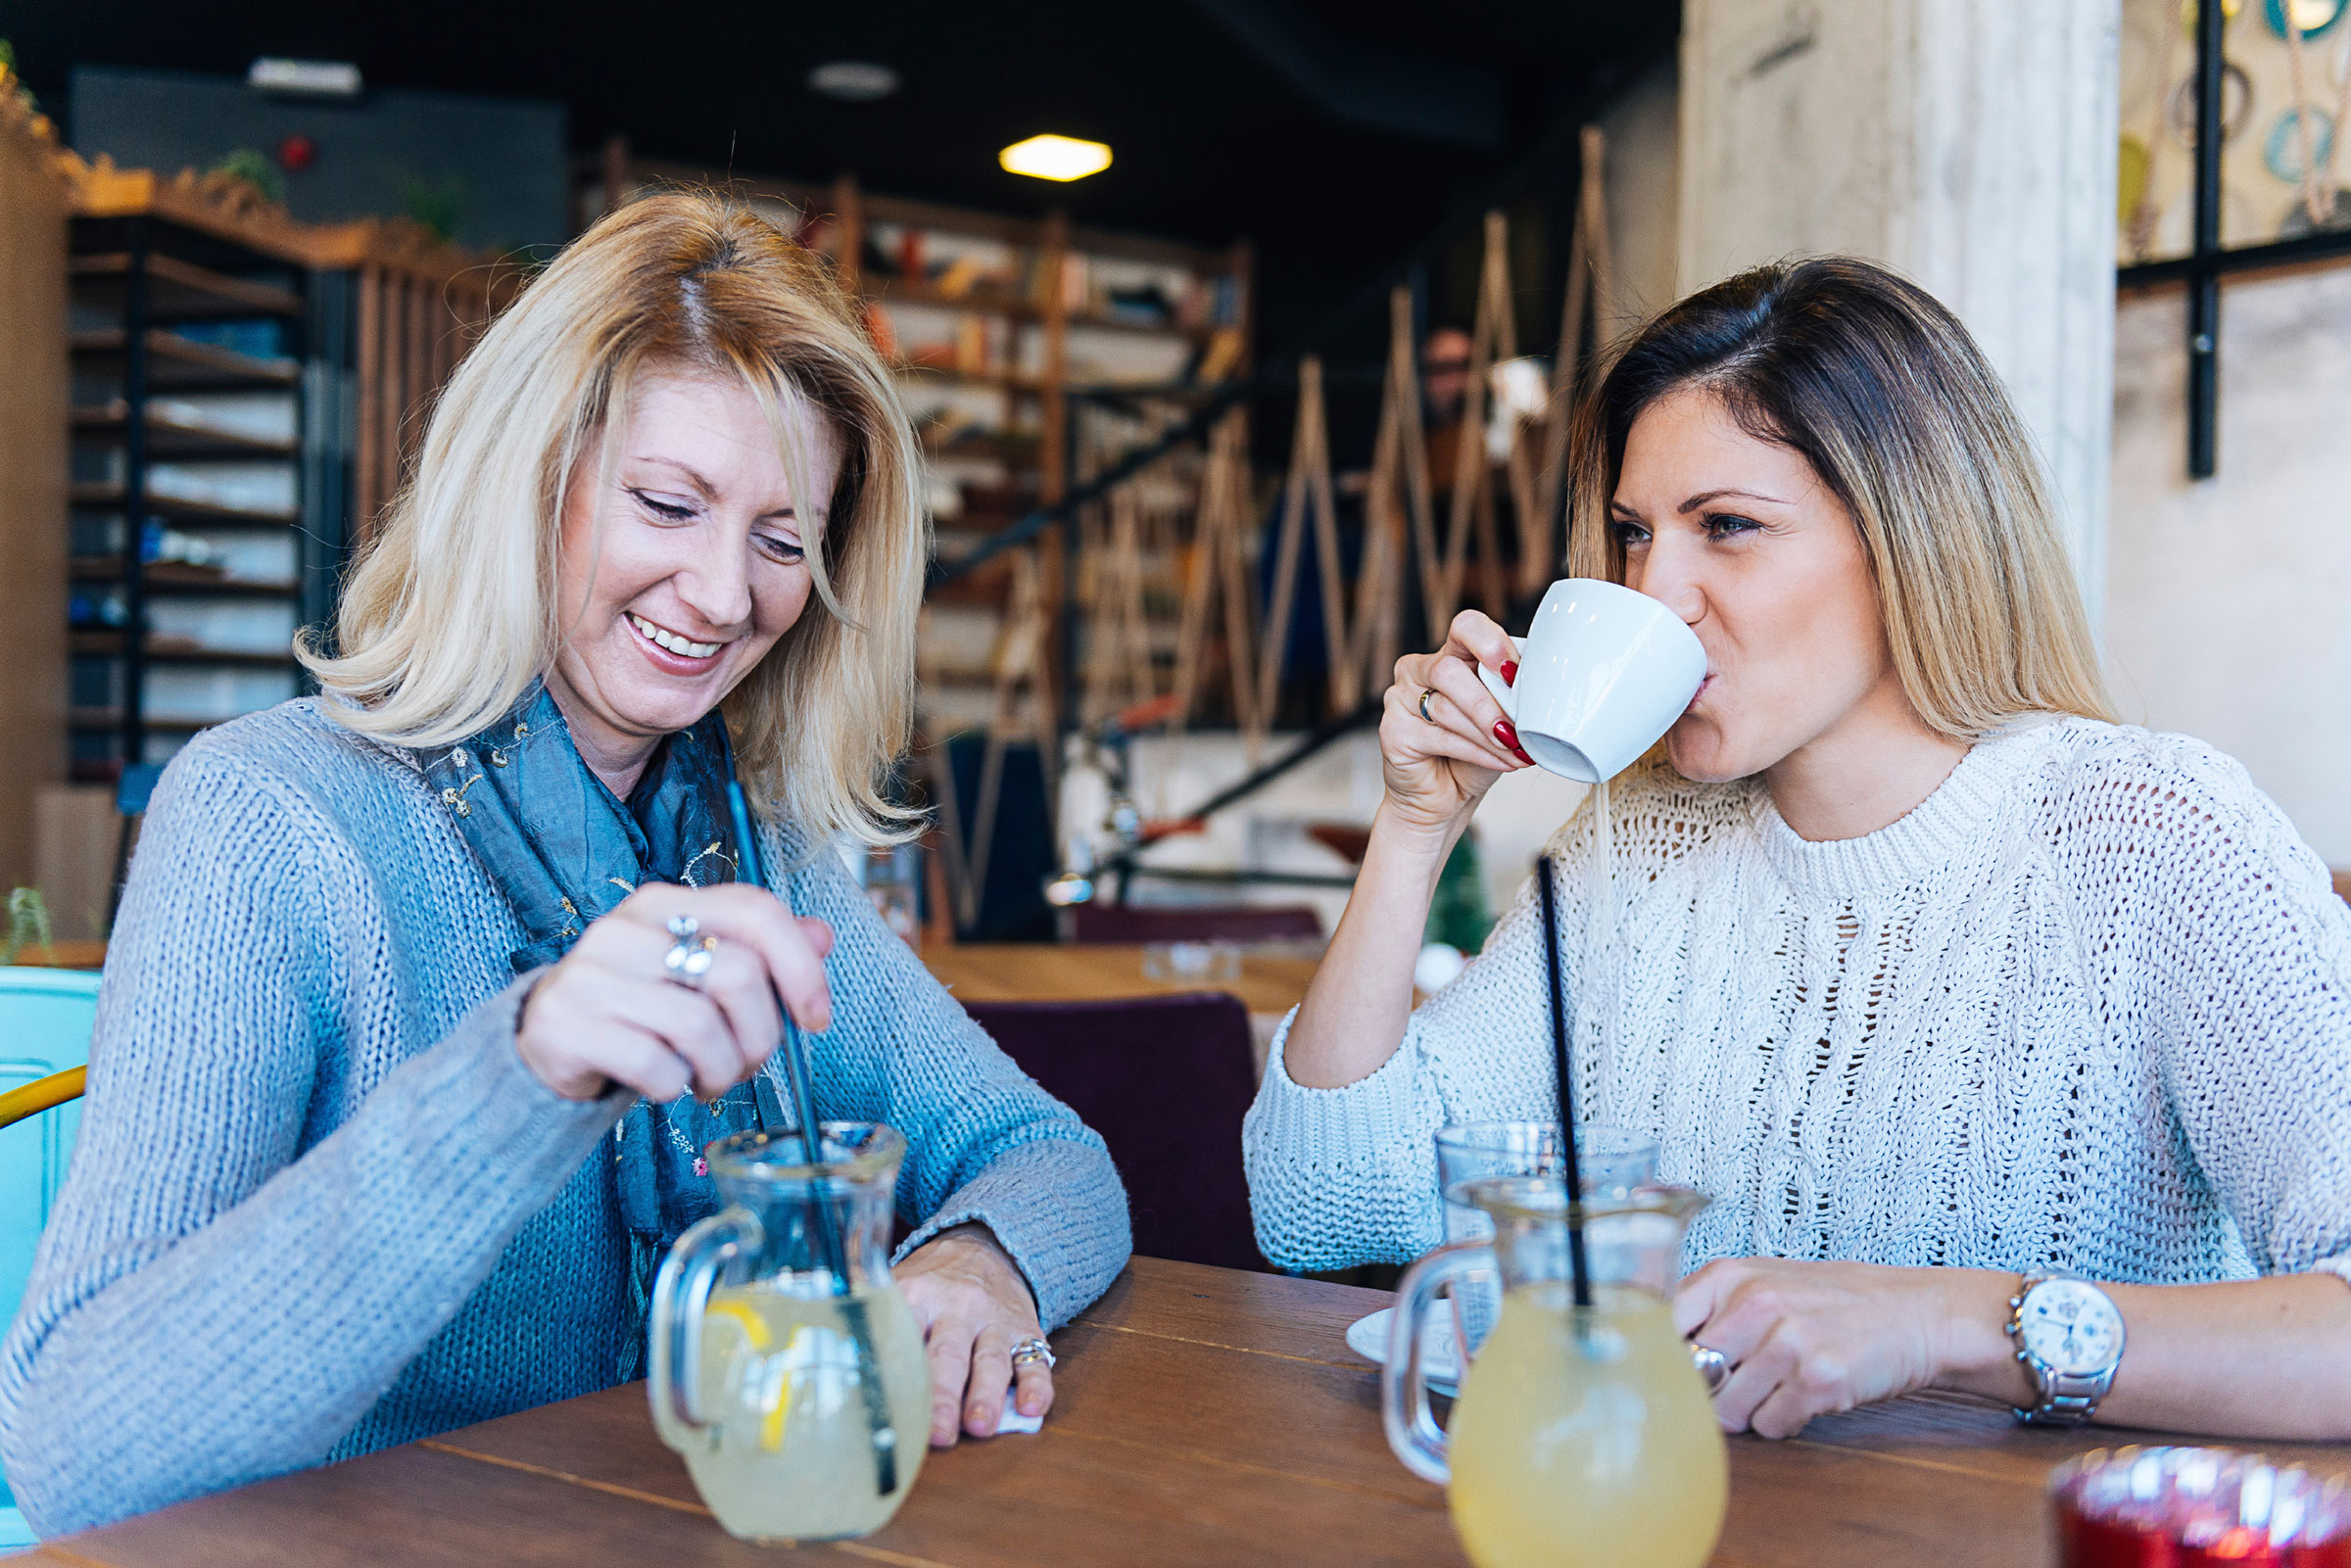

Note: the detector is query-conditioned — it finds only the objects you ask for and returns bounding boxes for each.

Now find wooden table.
[923,942,1320,1018]
[35,1258,2351,1567]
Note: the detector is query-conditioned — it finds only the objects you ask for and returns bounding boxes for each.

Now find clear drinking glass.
[649,1122,930,1543]
[1434,1121,1659,1354]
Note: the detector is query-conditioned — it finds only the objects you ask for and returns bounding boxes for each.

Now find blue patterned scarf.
[418,683,786,1375]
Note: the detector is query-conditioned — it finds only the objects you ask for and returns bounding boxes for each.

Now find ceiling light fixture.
[807,62,900,102]
[999,134,1113,182]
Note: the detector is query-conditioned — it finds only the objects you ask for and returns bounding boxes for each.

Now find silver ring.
[1418,686,1437,724]
[667,914,700,942]
[664,929,720,990]
[1691,1343,1731,1395]
[1009,1336,1056,1369]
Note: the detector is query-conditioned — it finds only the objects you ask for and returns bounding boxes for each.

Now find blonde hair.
[301,190,928,846]
[1565,256,2114,737]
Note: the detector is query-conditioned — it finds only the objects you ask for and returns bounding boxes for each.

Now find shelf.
[874,280,1217,342]
[70,483,299,526]
[72,329,301,387]
[71,252,304,318]
[72,404,299,457]
[71,632,299,667]
[71,558,301,595]
[893,362,1045,394]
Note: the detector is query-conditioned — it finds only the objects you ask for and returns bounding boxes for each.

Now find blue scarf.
[418,684,787,1376]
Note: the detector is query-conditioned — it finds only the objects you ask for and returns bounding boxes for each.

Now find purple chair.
[1057,902,1322,945]
[965,992,1263,1271]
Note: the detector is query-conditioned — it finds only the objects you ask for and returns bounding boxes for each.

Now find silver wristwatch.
[2005,1270,2126,1426]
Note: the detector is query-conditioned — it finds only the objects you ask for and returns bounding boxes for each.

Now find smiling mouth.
[626,611,729,661]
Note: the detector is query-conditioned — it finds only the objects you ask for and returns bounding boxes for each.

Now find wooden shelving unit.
[65,210,312,781]
[54,153,519,783]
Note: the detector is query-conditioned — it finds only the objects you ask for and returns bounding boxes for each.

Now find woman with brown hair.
[0,192,1128,1536]
[1245,257,2351,1441]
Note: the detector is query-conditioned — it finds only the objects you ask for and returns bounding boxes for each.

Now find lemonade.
[1447,1282,1727,1568]
[672,1279,932,1543]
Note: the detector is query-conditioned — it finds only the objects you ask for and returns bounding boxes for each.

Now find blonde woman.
[1245,258,2351,1442]
[0,193,1129,1536]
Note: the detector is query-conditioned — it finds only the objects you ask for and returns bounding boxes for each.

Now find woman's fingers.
[1382,681,1526,775]
[1441,608,1520,678]
[597,974,743,1099]
[619,884,835,1035]
[696,941,783,1084]
[1425,655,1526,765]
[963,1337,1014,1439]
[1012,1352,1055,1420]
[923,1307,981,1448]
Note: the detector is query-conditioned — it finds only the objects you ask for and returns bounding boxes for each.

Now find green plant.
[395,171,470,244]
[211,147,286,205]
[4,886,54,965]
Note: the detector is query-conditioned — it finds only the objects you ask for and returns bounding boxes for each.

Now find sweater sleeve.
[1242,818,1593,1272]
[0,744,622,1539]
[778,840,1129,1329]
[2061,738,2351,1280]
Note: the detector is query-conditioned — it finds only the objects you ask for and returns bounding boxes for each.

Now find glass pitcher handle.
[1382,1238,1491,1486]
[648,1207,764,1434]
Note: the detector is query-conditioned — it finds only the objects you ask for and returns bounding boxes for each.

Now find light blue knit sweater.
[0,700,1131,1538]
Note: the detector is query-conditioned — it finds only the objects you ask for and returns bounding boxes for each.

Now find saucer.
[1345,1307,1462,1395]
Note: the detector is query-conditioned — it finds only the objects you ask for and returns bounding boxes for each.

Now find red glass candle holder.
[2053,1447,2351,1567]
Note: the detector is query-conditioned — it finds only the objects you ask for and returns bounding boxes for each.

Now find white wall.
[1675,0,2121,626]
[2106,270,2351,866]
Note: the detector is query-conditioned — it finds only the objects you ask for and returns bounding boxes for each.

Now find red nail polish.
[1500,660,1518,688]
[1512,745,1536,767]
[1495,719,1521,751]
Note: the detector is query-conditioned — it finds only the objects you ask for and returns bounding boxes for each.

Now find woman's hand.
[516,882,836,1103]
[894,1223,1052,1446]
[1672,1257,1981,1439]
[1381,609,1533,845]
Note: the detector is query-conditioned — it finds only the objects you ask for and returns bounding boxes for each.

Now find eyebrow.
[1676,487,1789,513]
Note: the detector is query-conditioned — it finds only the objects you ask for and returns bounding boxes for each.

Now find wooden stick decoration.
[1259,356,1346,721]
[1437,211,1511,627]
[1532,125,1613,594]
[966,546,1059,924]
[1168,408,1262,748]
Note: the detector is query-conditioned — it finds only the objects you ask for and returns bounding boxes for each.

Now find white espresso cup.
[1474,578,1706,783]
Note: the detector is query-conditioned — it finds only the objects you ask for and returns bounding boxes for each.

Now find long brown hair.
[1565,257,2113,736]
[302,190,928,846]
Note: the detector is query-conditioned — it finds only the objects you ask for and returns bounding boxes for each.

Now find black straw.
[726,778,898,1495]
[1535,854,1593,1309]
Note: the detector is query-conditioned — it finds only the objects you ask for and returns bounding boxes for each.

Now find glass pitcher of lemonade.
[649,1122,932,1544]
[1384,1179,1727,1568]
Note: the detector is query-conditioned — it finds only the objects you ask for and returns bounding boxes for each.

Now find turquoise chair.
[0,967,101,1550]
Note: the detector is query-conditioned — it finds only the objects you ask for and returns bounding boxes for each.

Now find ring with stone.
[1691,1343,1731,1394]
[1418,686,1437,724]
[1009,1336,1056,1369]
[663,915,719,990]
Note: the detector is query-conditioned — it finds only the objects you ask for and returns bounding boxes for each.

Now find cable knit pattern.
[0,699,1129,1538]
[1245,716,2351,1292]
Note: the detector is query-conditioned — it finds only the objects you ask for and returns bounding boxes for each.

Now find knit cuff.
[894,1137,1130,1332]
[1251,1006,1430,1161]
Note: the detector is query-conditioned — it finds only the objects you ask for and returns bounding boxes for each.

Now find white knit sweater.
[1243,716,2351,1287]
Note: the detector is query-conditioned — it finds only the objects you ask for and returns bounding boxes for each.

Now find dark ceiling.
[0,0,1676,355]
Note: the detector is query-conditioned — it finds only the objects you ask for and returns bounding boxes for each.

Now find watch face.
[2020,1279,2124,1375]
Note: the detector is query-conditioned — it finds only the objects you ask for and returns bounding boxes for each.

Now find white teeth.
[629,612,722,659]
